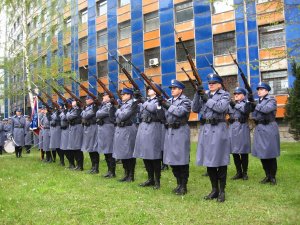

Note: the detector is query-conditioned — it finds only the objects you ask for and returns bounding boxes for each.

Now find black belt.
[165,122,187,129]
[255,119,275,125]
[228,118,248,124]
[44,127,50,129]
[14,126,24,128]
[200,118,226,125]
[142,117,161,123]
[117,121,133,127]
[69,121,82,126]
[61,126,68,130]
[83,121,96,127]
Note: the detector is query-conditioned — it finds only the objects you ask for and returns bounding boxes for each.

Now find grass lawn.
[0,142,300,224]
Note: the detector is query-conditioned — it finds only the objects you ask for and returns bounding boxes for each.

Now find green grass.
[0,142,300,224]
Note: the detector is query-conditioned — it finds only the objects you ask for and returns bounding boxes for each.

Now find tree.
[285,62,300,140]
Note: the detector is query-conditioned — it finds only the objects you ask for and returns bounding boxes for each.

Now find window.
[97,29,107,47]
[119,21,131,40]
[259,23,285,49]
[80,9,88,24]
[175,1,193,24]
[119,54,131,73]
[79,66,88,81]
[119,0,130,7]
[261,70,288,95]
[213,31,236,56]
[176,39,195,62]
[65,17,71,28]
[79,37,88,53]
[144,47,160,68]
[222,75,238,94]
[97,0,107,16]
[64,44,71,57]
[144,11,159,32]
[97,60,108,78]
[212,0,234,14]
[256,0,271,3]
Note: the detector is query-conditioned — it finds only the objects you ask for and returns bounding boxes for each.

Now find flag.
[30,96,40,135]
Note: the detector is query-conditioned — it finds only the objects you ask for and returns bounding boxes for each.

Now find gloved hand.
[197,85,204,95]
[157,95,164,106]
[230,100,236,108]
[161,101,171,110]
[250,101,257,111]
[133,90,142,99]
[201,94,209,102]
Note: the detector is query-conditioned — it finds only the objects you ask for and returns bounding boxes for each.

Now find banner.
[30,96,39,135]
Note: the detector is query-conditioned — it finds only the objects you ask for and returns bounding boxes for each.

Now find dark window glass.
[261,70,288,95]
[79,37,88,53]
[144,47,160,68]
[176,39,195,62]
[64,44,71,57]
[175,1,193,24]
[259,23,285,49]
[79,66,88,81]
[213,31,236,56]
[119,21,131,40]
[97,0,107,16]
[144,11,159,32]
[119,54,131,73]
[97,60,108,78]
[97,29,107,47]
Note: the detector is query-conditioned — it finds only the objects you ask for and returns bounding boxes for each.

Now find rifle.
[204,56,227,91]
[54,78,84,107]
[175,29,202,86]
[181,67,197,91]
[30,89,52,112]
[120,80,130,88]
[45,80,71,109]
[109,79,122,99]
[68,76,100,105]
[229,52,254,102]
[31,82,60,109]
[118,51,170,99]
[106,48,140,91]
[92,75,118,105]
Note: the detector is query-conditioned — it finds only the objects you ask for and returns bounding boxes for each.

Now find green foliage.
[285,62,300,140]
[0,142,300,224]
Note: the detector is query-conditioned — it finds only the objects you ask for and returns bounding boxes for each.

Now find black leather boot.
[139,178,155,187]
[205,167,219,200]
[204,188,219,200]
[217,167,227,203]
[172,178,181,193]
[119,160,129,182]
[232,154,242,180]
[126,159,136,182]
[91,163,99,174]
[176,178,187,195]
[153,178,160,190]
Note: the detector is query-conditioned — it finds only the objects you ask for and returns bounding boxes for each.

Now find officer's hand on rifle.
[230,100,236,108]
[250,101,257,111]
[197,85,204,95]
[157,95,171,109]
[133,90,142,99]
[201,93,209,103]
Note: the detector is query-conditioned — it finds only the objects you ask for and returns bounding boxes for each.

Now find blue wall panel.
[71,0,79,96]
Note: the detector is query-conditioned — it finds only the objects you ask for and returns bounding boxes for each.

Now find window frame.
[213,31,236,56]
[144,47,160,68]
[80,9,88,24]
[144,11,159,33]
[119,0,130,7]
[118,20,131,40]
[97,0,107,17]
[97,29,108,47]
[175,1,194,24]
[79,37,88,53]
[258,23,285,49]
[176,39,195,62]
[97,60,108,78]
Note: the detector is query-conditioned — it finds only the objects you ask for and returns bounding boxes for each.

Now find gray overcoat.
[0,122,5,146]
[228,100,251,154]
[252,95,280,159]
[38,113,44,149]
[33,133,39,146]
[11,116,26,147]
[113,99,138,159]
[81,104,97,152]
[59,110,69,150]
[67,106,83,150]
[24,120,33,146]
[95,102,116,154]
[163,94,191,165]
[41,113,51,151]
[133,97,163,160]
[49,110,61,149]
[192,89,231,167]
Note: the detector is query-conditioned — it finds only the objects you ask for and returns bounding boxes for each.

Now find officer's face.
[208,82,222,92]
[147,89,156,97]
[16,111,21,116]
[171,87,182,97]
[103,95,110,103]
[234,93,245,101]
[72,101,77,107]
[85,98,93,105]
[257,88,269,98]
[121,93,131,102]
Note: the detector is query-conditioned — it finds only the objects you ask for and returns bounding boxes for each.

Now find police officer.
[192,74,230,202]
[96,92,117,178]
[24,115,33,154]
[38,107,45,161]
[133,83,164,189]
[67,99,83,171]
[81,95,99,174]
[228,87,251,180]
[0,118,5,155]
[60,99,73,168]
[113,88,138,182]
[251,82,280,185]
[11,108,26,158]
[41,107,52,162]
[158,80,191,195]
[49,102,63,165]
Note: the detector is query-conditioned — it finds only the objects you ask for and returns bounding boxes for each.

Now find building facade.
[4,0,300,120]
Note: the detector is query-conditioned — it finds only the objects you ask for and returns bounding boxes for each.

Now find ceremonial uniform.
[67,104,83,170]
[11,111,26,158]
[160,80,191,195]
[50,109,63,165]
[0,120,4,155]
[81,98,99,174]
[38,111,44,160]
[228,87,251,180]
[252,82,280,185]
[113,88,138,182]
[24,117,33,153]
[95,99,116,178]
[60,107,72,168]
[41,111,52,162]
[192,74,230,202]
[133,86,164,189]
